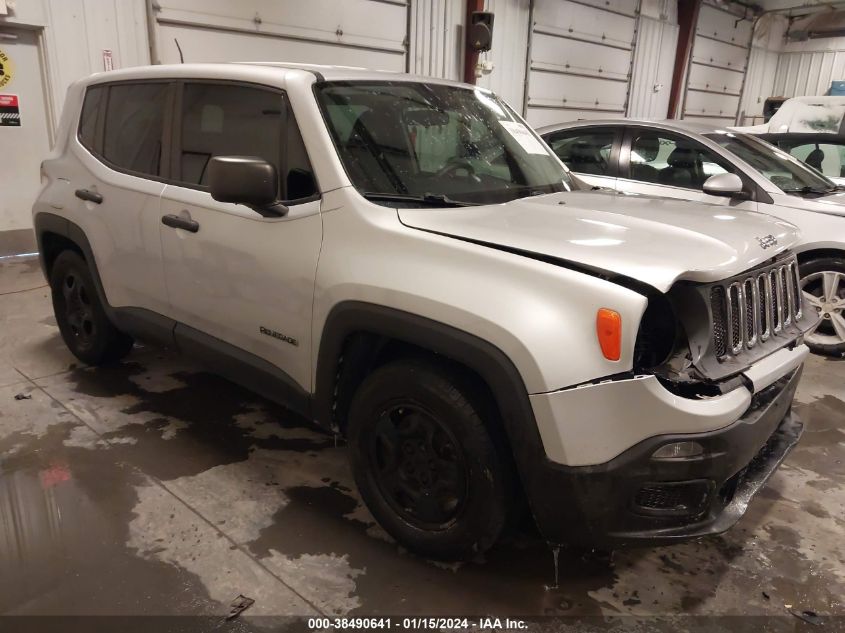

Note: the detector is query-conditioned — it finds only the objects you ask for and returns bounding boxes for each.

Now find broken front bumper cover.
[524,366,803,548]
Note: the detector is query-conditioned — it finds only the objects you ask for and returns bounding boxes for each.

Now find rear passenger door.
[72,81,172,315]
[158,81,322,394]
[542,127,620,190]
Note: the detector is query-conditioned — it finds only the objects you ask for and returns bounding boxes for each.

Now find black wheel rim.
[60,271,96,351]
[367,404,469,530]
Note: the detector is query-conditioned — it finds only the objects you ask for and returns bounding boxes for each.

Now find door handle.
[75,189,103,204]
[161,214,200,233]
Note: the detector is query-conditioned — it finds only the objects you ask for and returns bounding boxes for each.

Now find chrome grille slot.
[708,256,803,359]
[771,269,782,333]
[789,261,802,321]
[710,286,727,358]
[744,278,757,349]
[780,266,792,327]
[757,274,771,342]
[727,282,742,354]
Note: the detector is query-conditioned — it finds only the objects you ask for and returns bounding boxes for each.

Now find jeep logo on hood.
[756,234,778,249]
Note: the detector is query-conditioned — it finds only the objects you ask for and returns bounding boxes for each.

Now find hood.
[398,190,800,293]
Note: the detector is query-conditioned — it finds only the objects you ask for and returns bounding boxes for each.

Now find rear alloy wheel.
[800,258,845,356]
[347,359,514,561]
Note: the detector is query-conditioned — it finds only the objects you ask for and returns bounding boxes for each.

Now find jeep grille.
[710,258,802,358]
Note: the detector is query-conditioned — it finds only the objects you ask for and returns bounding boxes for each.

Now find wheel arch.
[34,212,106,301]
[796,247,845,267]
[313,301,547,463]
[314,301,555,530]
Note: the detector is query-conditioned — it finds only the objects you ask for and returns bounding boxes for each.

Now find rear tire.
[799,257,845,357]
[347,358,514,561]
[50,250,134,365]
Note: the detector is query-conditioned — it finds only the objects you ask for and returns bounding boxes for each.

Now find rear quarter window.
[78,85,106,152]
[102,82,169,177]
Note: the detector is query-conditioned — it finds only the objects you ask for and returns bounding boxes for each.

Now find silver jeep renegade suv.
[33,63,816,561]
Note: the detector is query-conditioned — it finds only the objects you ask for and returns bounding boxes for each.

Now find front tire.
[347,359,514,561]
[800,257,845,357]
[50,250,134,365]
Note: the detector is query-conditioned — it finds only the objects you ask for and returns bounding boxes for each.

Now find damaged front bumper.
[522,362,804,548]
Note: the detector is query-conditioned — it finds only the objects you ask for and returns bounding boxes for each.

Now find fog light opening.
[651,441,705,460]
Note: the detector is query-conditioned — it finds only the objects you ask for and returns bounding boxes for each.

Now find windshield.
[705,132,836,194]
[315,81,574,206]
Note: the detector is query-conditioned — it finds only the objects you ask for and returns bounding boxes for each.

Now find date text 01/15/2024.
[307,618,528,630]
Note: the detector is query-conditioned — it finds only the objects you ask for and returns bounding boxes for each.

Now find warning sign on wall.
[0,48,13,89]
[0,94,20,126]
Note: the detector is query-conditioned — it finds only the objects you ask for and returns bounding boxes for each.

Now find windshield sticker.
[500,121,548,155]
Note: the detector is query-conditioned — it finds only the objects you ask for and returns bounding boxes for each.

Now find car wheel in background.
[800,257,845,357]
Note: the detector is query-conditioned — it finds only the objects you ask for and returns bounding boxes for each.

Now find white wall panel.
[628,12,678,119]
[476,0,530,113]
[739,46,779,123]
[409,0,464,80]
[774,39,845,99]
[737,14,787,125]
[152,0,406,70]
[0,0,149,129]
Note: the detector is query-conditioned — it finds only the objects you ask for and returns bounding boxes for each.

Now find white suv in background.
[34,64,814,560]
[540,119,845,356]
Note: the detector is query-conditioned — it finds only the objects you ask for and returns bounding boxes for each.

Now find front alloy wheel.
[801,267,845,354]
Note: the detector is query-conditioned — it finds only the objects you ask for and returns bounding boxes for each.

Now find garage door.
[682,1,753,126]
[151,0,408,71]
[525,0,638,127]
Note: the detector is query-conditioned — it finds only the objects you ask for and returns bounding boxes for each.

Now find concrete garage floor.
[1,253,844,628]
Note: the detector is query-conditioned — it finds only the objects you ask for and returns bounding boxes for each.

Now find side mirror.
[208,156,288,217]
[702,173,748,199]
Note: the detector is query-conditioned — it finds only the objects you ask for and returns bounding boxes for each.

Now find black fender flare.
[313,301,560,531]
[34,212,113,314]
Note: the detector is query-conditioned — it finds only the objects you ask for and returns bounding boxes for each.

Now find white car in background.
[539,119,845,356]
[733,95,845,134]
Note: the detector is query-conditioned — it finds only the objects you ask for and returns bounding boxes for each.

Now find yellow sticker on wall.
[0,49,13,89]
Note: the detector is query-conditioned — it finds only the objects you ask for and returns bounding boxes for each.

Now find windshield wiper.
[361,192,479,207]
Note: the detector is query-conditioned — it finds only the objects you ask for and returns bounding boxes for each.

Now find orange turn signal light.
[596,308,622,361]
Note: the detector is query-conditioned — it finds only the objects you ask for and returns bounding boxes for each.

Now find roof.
[536,118,730,136]
[82,62,476,90]
[241,62,472,86]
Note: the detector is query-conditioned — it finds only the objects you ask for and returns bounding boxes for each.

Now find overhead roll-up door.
[525,0,639,127]
[150,0,408,71]
[682,1,753,126]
